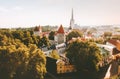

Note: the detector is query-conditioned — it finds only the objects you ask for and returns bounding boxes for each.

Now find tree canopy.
[0,29,46,79]
[66,40,103,73]
[0,43,46,79]
[66,30,83,41]
[48,31,55,40]
[0,29,50,48]
[104,31,112,38]
[49,49,60,59]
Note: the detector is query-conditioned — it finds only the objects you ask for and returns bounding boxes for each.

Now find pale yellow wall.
[57,64,76,74]
[57,34,65,44]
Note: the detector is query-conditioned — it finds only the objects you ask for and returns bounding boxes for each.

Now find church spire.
[69,8,74,30]
[71,8,74,20]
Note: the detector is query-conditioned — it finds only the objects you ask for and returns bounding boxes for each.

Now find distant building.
[107,39,120,51]
[57,54,76,74]
[54,25,66,44]
[56,43,66,54]
[56,58,76,74]
[33,25,49,37]
[46,56,76,75]
[54,9,76,44]
[34,25,42,36]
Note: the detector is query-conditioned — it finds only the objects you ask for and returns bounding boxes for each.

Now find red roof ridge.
[108,39,120,51]
[57,25,65,34]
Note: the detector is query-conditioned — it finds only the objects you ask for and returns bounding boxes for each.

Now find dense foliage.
[66,30,83,41]
[0,29,50,48]
[0,29,47,79]
[49,49,60,59]
[112,34,120,40]
[103,32,112,43]
[49,31,55,40]
[104,32,112,38]
[66,40,103,76]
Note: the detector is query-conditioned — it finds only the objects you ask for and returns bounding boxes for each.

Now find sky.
[0,0,120,28]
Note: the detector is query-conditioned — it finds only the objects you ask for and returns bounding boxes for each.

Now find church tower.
[69,8,74,30]
[34,25,42,36]
[54,25,65,44]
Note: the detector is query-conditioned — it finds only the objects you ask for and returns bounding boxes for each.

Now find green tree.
[66,30,83,41]
[26,44,46,79]
[38,36,50,48]
[0,29,47,79]
[12,30,24,40]
[112,35,120,40]
[49,31,55,40]
[32,35,39,45]
[104,32,112,38]
[42,36,50,47]
[22,31,33,46]
[23,31,31,37]
[0,43,29,79]
[66,40,103,78]
[49,49,60,59]
[0,34,8,46]
[87,27,97,34]
[22,37,33,46]
[95,38,104,44]
[0,40,46,79]
[103,32,112,43]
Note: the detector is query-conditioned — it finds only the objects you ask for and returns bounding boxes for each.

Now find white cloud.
[12,6,23,11]
[0,7,9,12]
[0,6,23,13]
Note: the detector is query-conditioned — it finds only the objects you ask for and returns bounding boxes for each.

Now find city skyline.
[0,0,120,28]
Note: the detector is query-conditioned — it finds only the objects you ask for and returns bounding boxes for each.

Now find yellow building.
[56,59,76,74]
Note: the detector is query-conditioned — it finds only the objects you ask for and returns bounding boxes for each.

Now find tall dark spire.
[69,8,74,30]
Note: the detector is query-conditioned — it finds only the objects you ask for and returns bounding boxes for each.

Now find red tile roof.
[108,39,120,51]
[42,32,49,36]
[57,25,65,34]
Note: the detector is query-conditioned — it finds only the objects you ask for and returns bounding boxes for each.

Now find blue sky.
[0,0,120,28]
